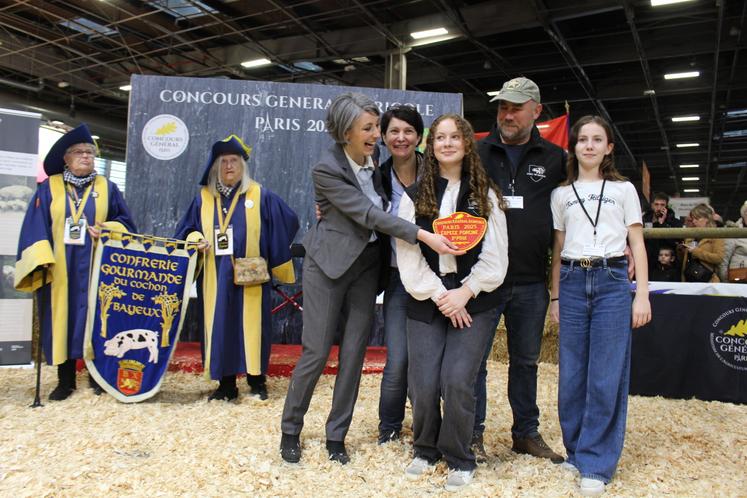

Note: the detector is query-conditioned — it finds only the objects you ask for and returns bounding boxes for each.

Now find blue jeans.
[558,261,632,483]
[473,282,548,438]
[378,268,410,434]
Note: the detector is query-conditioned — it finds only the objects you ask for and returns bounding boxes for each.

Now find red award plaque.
[432,212,487,251]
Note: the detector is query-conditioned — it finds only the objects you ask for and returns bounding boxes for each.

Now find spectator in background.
[720,201,747,282]
[679,203,724,283]
[650,245,680,282]
[642,192,683,272]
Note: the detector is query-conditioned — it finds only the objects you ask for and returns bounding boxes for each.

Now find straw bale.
[489,315,559,364]
[0,363,745,497]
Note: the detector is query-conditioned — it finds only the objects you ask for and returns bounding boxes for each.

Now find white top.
[551,179,642,259]
[396,183,509,302]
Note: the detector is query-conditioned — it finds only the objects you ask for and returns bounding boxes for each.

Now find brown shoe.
[471,432,488,463]
[512,433,564,464]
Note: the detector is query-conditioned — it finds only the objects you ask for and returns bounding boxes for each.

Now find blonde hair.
[689,203,715,227]
[206,155,252,196]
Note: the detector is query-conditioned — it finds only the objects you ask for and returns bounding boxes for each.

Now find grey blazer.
[303,144,419,279]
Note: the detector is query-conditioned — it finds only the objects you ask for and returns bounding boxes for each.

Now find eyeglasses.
[68,148,96,157]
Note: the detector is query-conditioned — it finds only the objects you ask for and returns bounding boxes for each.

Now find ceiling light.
[119,84,131,91]
[679,164,699,168]
[91,135,100,140]
[726,109,747,118]
[682,177,700,181]
[411,27,448,39]
[536,124,550,130]
[664,71,700,80]
[293,61,323,72]
[723,129,747,138]
[651,0,695,5]
[676,143,699,148]
[683,189,700,193]
[240,58,272,68]
[487,91,500,97]
[672,115,700,122]
[57,81,70,88]
[351,56,370,63]
[718,161,747,170]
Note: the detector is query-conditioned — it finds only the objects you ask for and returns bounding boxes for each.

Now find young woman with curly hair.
[396,114,509,492]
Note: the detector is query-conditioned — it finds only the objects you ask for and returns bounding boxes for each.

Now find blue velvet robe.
[174,183,299,379]
[14,175,136,365]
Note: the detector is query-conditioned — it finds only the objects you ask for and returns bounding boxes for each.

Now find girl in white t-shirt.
[549,115,651,497]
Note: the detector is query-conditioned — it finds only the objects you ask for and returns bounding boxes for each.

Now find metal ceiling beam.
[622,0,679,193]
[528,0,638,172]
[704,0,725,196]
[721,0,747,219]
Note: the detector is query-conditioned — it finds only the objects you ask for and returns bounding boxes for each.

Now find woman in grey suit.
[280,93,463,465]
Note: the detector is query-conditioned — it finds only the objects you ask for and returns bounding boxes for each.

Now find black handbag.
[684,257,714,283]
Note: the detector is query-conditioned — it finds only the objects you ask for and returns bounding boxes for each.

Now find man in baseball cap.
[489,76,542,104]
[473,77,567,465]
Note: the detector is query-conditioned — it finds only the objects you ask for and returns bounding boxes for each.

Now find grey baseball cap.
[489,77,541,104]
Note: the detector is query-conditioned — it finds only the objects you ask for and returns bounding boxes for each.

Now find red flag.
[536,114,569,150]
[475,114,569,150]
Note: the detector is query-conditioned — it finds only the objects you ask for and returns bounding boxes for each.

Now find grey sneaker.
[445,469,475,492]
[579,477,605,496]
[405,457,435,480]
[560,461,578,475]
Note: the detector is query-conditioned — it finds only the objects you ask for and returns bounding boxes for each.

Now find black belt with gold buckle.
[561,256,626,269]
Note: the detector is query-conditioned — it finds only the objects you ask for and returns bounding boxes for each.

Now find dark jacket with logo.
[478,124,566,284]
[404,175,500,323]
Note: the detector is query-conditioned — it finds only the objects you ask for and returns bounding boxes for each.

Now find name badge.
[64,217,87,246]
[214,226,234,256]
[582,244,605,258]
[504,195,524,209]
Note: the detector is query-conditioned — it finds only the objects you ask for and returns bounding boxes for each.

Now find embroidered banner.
[84,228,198,402]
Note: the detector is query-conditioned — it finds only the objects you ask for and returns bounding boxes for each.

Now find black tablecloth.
[630,293,747,404]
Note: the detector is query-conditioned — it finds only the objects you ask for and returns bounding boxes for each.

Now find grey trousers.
[407,308,496,471]
[281,243,380,442]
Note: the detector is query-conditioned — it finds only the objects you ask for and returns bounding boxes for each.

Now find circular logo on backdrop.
[141,114,189,160]
[709,307,747,371]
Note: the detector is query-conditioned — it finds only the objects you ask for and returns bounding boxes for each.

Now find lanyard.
[215,190,241,234]
[65,183,94,224]
[571,179,606,242]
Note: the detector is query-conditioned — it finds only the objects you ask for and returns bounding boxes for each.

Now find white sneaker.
[560,461,578,474]
[405,457,435,481]
[579,477,605,496]
[444,469,475,492]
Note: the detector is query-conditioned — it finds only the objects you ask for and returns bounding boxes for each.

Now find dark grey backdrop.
[124,75,463,345]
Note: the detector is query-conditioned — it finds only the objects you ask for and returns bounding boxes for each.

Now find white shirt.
[396,185,509,302]
[551,179,642,259]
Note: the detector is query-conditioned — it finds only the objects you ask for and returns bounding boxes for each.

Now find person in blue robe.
[14,123,136,400]
[174,135,299,401]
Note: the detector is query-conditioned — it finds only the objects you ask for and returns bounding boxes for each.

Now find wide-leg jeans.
[558,261,632,484]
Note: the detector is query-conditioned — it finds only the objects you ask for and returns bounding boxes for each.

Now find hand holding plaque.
[432,212,487,251]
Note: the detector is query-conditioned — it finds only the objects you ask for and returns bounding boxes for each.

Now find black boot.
[246,374,268,400]
[208,375,238,401]
[326,440,350,465]
[280,433,301,463]
[49,359,76,401]
[89,373,104,396]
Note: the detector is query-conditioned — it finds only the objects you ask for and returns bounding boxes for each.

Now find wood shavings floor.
[0,363,744,497]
